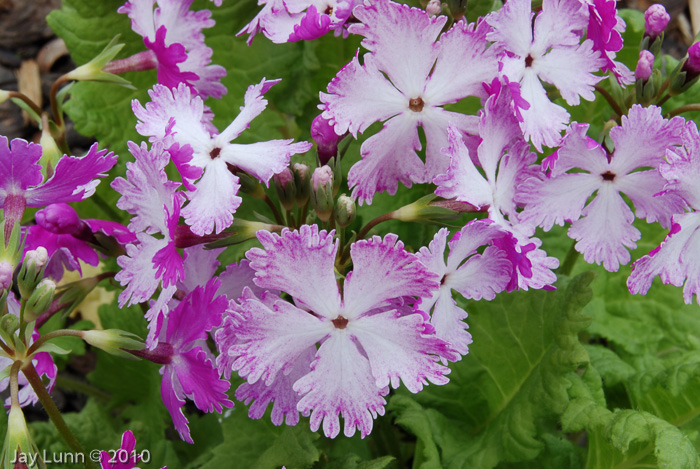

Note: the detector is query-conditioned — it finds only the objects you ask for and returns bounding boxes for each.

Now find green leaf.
[198,408,320,469]
[391,273,594,468]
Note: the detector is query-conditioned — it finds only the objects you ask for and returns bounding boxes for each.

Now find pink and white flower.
[320,0,501,204]
[132,80,311,235]
[486,0,606,150]
[416,222,511,357]
[628,120,700,304]
[434,79,559,290]
[116,0,226,99]
[216,225,456,438]
[520,105,686,272]
[239,0,360,44]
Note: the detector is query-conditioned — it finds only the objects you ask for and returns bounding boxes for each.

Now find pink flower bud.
[426,0,441,16]
[644,4,670,38]
[312,165,334,191]
[35,203,82,235]
[635,50,654,81]
[311,114,342,165]
[0,262,12,290]
[687,43,700,74]
[273,168,294,189]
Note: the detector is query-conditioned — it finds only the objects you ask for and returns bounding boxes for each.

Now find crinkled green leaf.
[584,345,635,387]
[391,273,594,468]
[198,407,320,469]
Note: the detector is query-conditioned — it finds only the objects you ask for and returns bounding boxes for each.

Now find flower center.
[525,54,534,67]
[409,97,424,112]
[332,316,349,329]
[601,171,616,181]
[210,147,221,159]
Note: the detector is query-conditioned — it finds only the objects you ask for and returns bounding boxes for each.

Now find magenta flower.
[320,0,501,204]
[24,204,135,280]
[143,279,232,443]
[216,225,456,438]
[99,430,166,469]
[584,0,633,85]
[636,50,655,81]
[486,0,606,150]
[628,120,700,304]
[116,0,226,99]
[520,105,686,271]
[416,221,511,357]
[0,137,116,237]
[132,80,311,235]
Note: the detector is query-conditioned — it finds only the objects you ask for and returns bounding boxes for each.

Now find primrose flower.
[520,105,686,272]
[434,79,559,290]
[0,137,117,236]
[584,0,633,85]
[112,141,186,346]
[217,225,456,438]
[99,431,166,469]
[320,0,501,204]
[133,80,312,235]
[149,279,232,443]
[24,203,135,281]
[628,120,700,304]
[239,0,360,44]
[116,0,226,99]
[416,222,511,356]
[486,0,606,150]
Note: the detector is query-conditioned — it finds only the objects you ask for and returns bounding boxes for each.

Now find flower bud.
[35,204,82,235]
[311,114,342,165]
[644,4,670,38]
[38,120,63,179]
[635,50,654,81]
[273,168,296,211]
[64,36,131,87]
[0,90,9,104]
[426,0,442,15]
[687,43,700,74]
[3,404,39,468]
[334,195,356,228]
[25,279,56,319]
[237,171,266,200]
[0,262,12,291]
[293,163,311,205]
[17,247,49,298]
[81,329,145,360]
[311,166,335,222]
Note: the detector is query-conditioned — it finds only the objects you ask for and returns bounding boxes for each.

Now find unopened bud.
[311,166,335,222]
[81,329,145,360]
[38,121,63,179]
[0,90,9,104]
[335,195,356,228]
[0,262,12,291]
[426,0,442,15]
[25,279,56,319]
[64,36,131,88]
[293,163,311,205]
[635,50,654,81]
[311,114,343,165]
[17,247,49,298]
[35,203,82,235]
[644,4,670,38]
[273,168,296,211]
[687,43,700,75]
[237,171,266,199]
[4,404,38,468]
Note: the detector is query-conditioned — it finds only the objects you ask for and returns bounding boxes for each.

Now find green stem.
[667,103,700,117]
[8,91,43,117]
[263,195,284,225]
[559,241,580,276]
[26,329,83,356]
[656,93,671,107]
[340,212,394,265]
[23,364,96,469]
[55,375,111,403]
[594,84,625,118]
